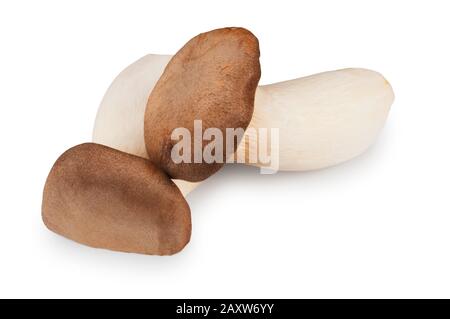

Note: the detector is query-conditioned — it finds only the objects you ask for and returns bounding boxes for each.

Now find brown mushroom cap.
[42,143,191,255]
[144,27,261,182]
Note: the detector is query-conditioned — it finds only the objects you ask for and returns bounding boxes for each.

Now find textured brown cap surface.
[144,27,261,182]
[42,143,191,255]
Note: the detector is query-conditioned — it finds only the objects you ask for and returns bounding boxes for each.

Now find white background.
[1,0,449,298]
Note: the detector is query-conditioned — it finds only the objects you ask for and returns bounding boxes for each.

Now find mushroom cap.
[144,27,261,182]
[42,143,191,255]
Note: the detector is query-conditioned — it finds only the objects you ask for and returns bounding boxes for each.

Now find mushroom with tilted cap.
[93,56,394,195]
[42,143,191,255]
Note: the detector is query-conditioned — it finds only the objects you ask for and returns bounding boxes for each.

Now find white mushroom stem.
[93,54,394,195]
[242,68,393,171]
[94,55,172,160]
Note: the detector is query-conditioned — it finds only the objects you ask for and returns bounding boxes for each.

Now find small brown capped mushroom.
[42,143,191,255]
[144,27,261,182]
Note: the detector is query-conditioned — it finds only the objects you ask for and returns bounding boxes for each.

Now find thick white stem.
[239,68,394,171]
[93,54,171,159]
